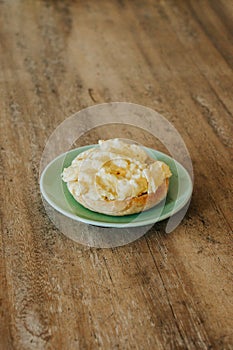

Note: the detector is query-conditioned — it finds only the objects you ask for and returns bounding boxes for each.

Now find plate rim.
[40,145,193,228]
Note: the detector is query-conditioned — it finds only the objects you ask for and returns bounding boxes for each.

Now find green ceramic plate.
[40,145,193,228]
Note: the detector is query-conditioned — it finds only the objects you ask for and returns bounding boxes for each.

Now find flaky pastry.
[62,139,172,216]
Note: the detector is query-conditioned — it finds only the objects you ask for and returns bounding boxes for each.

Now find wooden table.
[0,1,232,349]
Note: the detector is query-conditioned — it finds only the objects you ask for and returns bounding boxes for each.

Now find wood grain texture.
[0,0,232,349]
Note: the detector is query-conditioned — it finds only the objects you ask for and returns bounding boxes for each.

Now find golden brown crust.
[72,178,169,216]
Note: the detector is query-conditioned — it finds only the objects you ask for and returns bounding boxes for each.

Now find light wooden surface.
[0,1,233,349]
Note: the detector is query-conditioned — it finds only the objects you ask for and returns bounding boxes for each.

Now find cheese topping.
[62,139,172,201]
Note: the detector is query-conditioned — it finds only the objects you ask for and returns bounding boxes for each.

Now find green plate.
[40,145,193,228]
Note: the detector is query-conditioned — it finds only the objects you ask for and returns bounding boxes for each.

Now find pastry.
[62,139,172,216]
